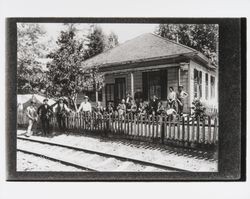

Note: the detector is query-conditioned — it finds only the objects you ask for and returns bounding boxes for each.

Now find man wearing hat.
[54,97,70,132]
[77,95,92,113]
[37,98,53,136]
[25,99,38,137]
[176,85,188,116]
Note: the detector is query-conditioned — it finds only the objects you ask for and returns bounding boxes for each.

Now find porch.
[102,63,191,113]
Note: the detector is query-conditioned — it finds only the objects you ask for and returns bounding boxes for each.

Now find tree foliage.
[84,25,106,59]
[46,24,87,110]
[83,25,118,102]
[17,23,47,94]
[105,31,119,50]
[155,24,219,65]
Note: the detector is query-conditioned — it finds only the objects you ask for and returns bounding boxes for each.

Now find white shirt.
[78,101,92,112]
[168,91,177,101]
[26,105,37,120]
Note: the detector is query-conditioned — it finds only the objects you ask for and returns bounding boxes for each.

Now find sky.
[40,23,158,44]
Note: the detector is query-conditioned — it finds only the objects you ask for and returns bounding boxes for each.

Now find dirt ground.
[17,129,218,172]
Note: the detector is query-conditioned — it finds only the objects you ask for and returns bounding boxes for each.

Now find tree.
[17,23,47,94]
[84,25,106,59]
[46,24,86,110]
[83,25,115,102]
[105,31,119,50]
[155,24,219,65]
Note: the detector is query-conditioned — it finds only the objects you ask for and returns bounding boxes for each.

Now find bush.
[191,99,206,120]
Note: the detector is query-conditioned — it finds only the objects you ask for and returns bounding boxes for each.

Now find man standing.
[37,98,53,136]
[55,98,70,131]
[167,87,177,109]
[77,96,92,113]
[25,99,38,137]
[125,93,132,111]
[177,85,188,116]
[117,99,126,118]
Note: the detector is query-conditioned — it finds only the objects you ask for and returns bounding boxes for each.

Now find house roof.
[81,33,211,69]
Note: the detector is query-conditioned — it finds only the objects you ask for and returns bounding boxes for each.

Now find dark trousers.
[177,103,184,115]
[57,115,66,131]
[41,118,50,135]
[168,100,176,110]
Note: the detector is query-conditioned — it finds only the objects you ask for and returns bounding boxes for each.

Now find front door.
[114,78,126,107]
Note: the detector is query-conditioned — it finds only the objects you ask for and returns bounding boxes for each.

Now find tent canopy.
[17,94,56,110]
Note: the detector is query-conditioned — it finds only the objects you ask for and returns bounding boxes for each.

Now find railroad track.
[17,136,190,172]
[17,149,97,171]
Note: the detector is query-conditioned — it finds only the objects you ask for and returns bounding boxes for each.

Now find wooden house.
[81,33,218,113]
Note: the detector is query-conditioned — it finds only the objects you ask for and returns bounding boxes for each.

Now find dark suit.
[149,99,159,115]
[37,104,53,135]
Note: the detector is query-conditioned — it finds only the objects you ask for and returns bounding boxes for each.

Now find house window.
[142,70,168,101]
[205,73,209,100]
[199,71,202,98]
[105,84,114,106]
[148,71,161,100]
[194,69,202,99]
[211,76,215,98]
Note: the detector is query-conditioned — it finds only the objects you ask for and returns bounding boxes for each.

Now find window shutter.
[142,72,148,101]
[160,69,168,100]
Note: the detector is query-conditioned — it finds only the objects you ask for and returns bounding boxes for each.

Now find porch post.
[178,67,181,86]
[130,72,134,98]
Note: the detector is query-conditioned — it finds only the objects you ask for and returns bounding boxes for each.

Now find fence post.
[208,116,211,144]
[145,115,148,137]
[156,116,160,138]
[202,117,206,144]
[213,117,218,144]
[168,117,173,139]
[161,116,165,144]
[140,115,143,137]
[181,116,185,143]
[177,117,180,140]
[149,115,154,138]
[191,117,195,142]
[197,116,200,143]
[173,118,176,140]
[187,115,190,143]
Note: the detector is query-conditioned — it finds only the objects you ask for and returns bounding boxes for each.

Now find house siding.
[189,60,218,110]
[179,68,189,113]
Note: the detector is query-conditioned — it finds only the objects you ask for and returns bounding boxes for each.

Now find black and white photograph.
[1,0,249,198]
[15,22,219,173]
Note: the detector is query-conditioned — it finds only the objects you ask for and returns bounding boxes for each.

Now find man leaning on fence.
[77,95,92,114]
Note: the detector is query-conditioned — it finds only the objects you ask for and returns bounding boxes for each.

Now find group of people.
[24,85,188,137]
[107,85,188,118]
[25,97,69,137]
[25,95,93,137]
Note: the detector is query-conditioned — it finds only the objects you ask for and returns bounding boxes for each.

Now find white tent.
[17,94,56,110]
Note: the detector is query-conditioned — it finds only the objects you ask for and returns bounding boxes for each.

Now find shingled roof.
[81,33,209,68]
